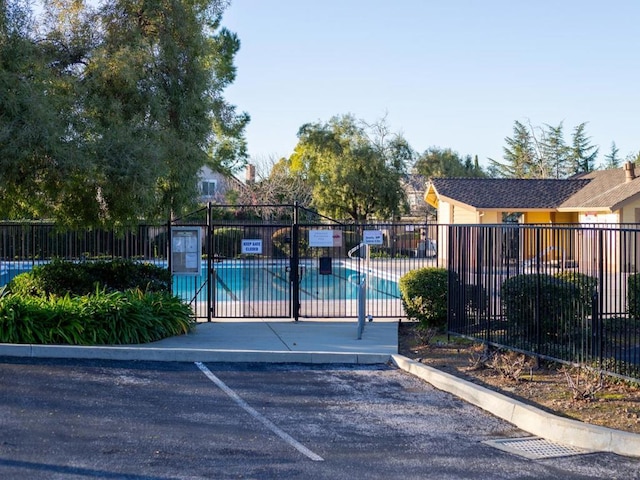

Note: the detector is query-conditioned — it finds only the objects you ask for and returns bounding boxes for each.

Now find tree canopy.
[489,120,600,179]
[0,0,248,227]
[413,147,485,178]
[289,115,411,222]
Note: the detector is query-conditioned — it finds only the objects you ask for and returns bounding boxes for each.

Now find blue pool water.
[172,263,400,303]
[0,264,38,287]
[0,261,401,303]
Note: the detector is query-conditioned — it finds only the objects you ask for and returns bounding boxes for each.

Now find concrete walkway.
[0,319,397,364]
[0,318,638,458]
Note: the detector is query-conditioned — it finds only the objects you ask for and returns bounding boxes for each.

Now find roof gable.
[560,168,640,211]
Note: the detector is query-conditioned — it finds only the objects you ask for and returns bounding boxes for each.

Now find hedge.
[398,267,448,329]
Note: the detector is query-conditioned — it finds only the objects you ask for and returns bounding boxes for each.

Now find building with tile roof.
[423,162,640,270]
[425,162,640,225]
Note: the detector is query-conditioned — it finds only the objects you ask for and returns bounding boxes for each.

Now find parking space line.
[195,362,324,462]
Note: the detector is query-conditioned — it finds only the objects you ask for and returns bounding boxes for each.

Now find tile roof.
[429,178,591,209]
[559,168,640,210]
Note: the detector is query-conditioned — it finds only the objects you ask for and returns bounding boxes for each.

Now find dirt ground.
[397,321,640,435]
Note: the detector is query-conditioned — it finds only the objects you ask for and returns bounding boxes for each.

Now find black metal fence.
[0,213,441,322]
[447,223,640,380]
[170,204,441,321]
[0,221,168,280]
[3,216,638,380]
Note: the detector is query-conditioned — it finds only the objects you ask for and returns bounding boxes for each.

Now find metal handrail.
[348,242,366,259]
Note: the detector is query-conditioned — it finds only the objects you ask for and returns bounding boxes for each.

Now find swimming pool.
[0,260,401,304]
[0,262,45,287]
[172,261,401,303]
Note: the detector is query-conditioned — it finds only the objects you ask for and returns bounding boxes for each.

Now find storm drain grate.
[483,437,590,460]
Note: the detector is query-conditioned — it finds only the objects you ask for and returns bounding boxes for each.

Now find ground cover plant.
[398,322,640,435]
[0,260,193,345]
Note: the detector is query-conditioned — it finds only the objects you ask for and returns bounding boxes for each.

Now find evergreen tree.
[568,122,599,175]
[489,121,539,178]
[414,148,485,178]
[541,123,570,178]
[603,142,621,170]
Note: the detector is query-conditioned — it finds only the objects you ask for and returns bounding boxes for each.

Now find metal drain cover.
[484,437,590,460]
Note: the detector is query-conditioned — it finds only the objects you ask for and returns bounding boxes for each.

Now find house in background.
[424,162,640,271]
[197,164,255,204]
[401,173,431,220]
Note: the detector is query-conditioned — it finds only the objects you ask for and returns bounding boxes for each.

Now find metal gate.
[170,203,440,320]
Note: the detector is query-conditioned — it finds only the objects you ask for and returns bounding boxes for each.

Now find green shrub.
[271,227,311,258]
[501,274,584,342]
[554,271,597,312]
[8,259,170,297]
[212,227,244,258]
[628,273,640,320]
[85,259,171,293]
[0,288,194,345]
[399,267,448,329]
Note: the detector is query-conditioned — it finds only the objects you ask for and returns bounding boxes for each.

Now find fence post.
[291,202,300,322]
[167,218,172,292]
[590,289,600,361]
[535,227,542,356]
[446,224,454,334]
[207,202,213,322]
[597,229,605,368]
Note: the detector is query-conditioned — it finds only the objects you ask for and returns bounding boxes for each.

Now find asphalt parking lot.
[1,358,639,480]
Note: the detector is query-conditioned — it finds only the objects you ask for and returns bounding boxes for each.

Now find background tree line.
[239,115,635,222]
[0,0,248,228]
[3,1,635,225]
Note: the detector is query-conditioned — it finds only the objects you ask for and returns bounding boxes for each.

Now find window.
[200,181,216,197]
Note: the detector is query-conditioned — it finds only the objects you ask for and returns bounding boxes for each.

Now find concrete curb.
[0,343,389,365]
[391,354,640,458]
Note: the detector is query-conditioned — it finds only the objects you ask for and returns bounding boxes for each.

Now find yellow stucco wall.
[620,198,640,223]
[480,211,501,224]
[452,205,477,224]
[522,211,552,224]
[438,201,452,224]
[553,212,578,223]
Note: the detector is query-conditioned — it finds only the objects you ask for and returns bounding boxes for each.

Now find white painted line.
[195,362,324,462]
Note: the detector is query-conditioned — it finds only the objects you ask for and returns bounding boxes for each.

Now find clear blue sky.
[222,0,640,170]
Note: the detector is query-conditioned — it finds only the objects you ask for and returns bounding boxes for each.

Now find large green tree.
[290,115,410,222]
[0,0,248,227]
[413,147,485,178]
[0,0,73,219]
[489,121,540,178]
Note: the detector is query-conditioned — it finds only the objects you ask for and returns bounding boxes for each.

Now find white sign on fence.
[309,229,342,247]
[241,239,263,255]
[363,230,383,245]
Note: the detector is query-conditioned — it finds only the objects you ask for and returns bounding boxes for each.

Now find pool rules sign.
[171,227,201,276]
[309,230,343,247]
